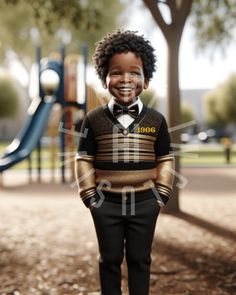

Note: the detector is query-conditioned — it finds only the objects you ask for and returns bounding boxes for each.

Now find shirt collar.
[108,97,143,115]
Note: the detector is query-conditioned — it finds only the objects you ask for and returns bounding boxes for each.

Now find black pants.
[90,195,160,295]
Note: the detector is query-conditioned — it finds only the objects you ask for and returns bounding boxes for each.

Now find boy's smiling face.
[105,51,149,106]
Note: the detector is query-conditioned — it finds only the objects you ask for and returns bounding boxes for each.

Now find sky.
[87,0,236,97]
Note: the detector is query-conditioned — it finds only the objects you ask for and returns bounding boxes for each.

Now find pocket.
[90,199,105,214]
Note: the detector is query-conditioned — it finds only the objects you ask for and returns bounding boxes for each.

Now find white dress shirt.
[108,97,143,128]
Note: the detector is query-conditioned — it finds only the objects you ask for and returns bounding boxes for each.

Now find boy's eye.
[110,71,120,76]
[130,72,141,76]
[109,71,141,77]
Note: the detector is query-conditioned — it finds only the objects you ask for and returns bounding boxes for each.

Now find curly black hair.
[93,29,157,85]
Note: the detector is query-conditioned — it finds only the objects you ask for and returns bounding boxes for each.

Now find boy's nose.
[121,73,131,82]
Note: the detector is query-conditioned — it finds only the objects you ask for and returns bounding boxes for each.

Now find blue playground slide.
[0,97,55,172]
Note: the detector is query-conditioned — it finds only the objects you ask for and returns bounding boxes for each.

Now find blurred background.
[0,1,236,294]
[0,0,235,175]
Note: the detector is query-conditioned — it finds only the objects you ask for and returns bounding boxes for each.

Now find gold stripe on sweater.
[155,153,175,197]
[155,184,172,199]
[97,135,155,144]
[75,158,96,200]
[97,147,154,153]
[75,153,95,162]
[81,188,97,201]
[97,138,154,148]
[156,154,174,163]
[97,141,154,149]
[95,133,156,142]
[96,154,156,161]
[95,168,156,193]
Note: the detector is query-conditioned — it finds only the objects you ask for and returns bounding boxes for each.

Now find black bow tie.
[113,103,139,119]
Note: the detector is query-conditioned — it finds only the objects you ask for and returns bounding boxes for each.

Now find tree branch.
[178,0,193,28]
[143,0,170,38]
[166,0,193,29]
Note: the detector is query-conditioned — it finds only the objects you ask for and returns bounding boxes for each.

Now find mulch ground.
[0,167,235,295]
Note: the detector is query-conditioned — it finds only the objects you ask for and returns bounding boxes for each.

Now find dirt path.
[0,168,235,295]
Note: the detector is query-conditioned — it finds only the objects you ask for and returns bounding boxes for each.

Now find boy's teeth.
[120,87,132,90]
[120,89,131,92]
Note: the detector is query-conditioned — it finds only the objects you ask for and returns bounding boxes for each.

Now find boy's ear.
[144,79,149,89]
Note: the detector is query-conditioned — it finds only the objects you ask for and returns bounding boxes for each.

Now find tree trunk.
[164,35,181,213]
[142,0,193,213]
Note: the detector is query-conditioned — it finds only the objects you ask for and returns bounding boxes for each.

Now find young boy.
[75,30,174,295]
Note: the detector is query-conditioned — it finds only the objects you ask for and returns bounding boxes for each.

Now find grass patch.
[1,141,236,169]
[180,144,236,165]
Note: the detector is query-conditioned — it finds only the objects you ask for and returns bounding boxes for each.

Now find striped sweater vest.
[75,104,175,207]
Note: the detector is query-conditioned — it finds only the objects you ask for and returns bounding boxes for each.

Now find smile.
[118,86,134,92]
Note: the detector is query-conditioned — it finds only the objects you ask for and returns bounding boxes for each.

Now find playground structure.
[0,45,96,183]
